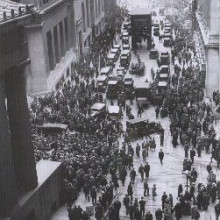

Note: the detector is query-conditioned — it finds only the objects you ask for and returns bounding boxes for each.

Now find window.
[64,17,69,49]
[86,0,90,28]
[59,21,65,57]
[53,25,60,63]
[46,30,55,70]
[82,3,86,32]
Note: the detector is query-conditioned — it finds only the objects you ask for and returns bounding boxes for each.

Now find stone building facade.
[195,0,220,96]
[17,0,105,94]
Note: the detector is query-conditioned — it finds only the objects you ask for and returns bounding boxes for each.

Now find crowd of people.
[28,3,220,220]
[29,5,128,220]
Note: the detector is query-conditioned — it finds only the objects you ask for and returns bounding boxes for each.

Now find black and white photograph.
[0,0,220,219]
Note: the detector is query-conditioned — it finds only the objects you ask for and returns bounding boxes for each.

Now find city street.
[51,1,219,220]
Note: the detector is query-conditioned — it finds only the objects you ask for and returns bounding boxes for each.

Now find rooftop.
[129,7,151,16]
[0,0,33,23]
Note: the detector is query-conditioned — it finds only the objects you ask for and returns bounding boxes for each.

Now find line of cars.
[90,102,121,121]
[152,20,172,47]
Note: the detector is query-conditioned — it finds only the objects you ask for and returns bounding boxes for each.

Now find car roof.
[108,80,118,85]
[108,53,116,59]
[111,48,119,52]
[101,66,111,73]
[91,103,106,110]
[97,75,107,80]
[108,105,120,113]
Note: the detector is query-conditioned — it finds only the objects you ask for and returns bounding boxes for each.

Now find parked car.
[117,67,126,79]
[134,80,150,107]
[122,44,130,50]
[149,48,158,59]
[91,103,106,119]
[157,51,170,66]
[163,37,171,47]
[120,50,131,68]
[124,73,134,99]
[100,66,112,76]
[153,27,160,36]
[110,48,120,60]
[159,65,170,74]
[107,53,117,67]
[106,80,119,99]
[159,73,169,81]
[96,75,108,92]
[108,105,120,120]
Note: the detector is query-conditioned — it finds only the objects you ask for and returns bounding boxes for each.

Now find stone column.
[62,20,67,54]
[5,67,38,193]
[51,30,57,68]
[26,24,48,93]
[56,24,62,61]
[205,48,220,96]
[0,76,18,217]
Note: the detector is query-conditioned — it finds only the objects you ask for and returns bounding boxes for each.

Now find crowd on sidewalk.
[29,4,220,220]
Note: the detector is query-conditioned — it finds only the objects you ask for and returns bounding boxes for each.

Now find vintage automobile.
[159,73,169,81]
[164,27,171,34]
[124,73,134,99]
[130,62,145,76]
[159,65,170,74]
[116,67,126,79]
[126,118,162,140]
[123,21,130,31]
[90,103,106,119]
[153,25,160,36]
[165,21,171,28]
[122,44,130,51]
[107,53,117,67]
[108,105,120,120]
[96,75,108,92]
[108,73,118,81]
[163,37,171,47]
[158,81,168,92]
[157,51,170,66]
[110,48,120,60]
[149,48,159,59]
[106,80,119,99]
[100,66,112,76]
[38,123,68,135]
[113,44,121,51]
[122,36,129,45]
[134,80,150,107]
[120,50,131,68]
[121,31,129,39]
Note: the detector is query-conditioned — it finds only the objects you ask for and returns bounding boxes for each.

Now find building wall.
[195,0,220,96]
[74,0,105,56]
[9,161,63,220]
[104,0,117,13]
[26,0,77,94]
[20,0,105,94]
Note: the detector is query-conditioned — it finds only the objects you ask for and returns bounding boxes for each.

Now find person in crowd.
[152,184,157,200]
[155,208,163,220]
[139,197,146,217]
[144,178,149,196]
[158,149,164,164]
[144,162,150,178]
